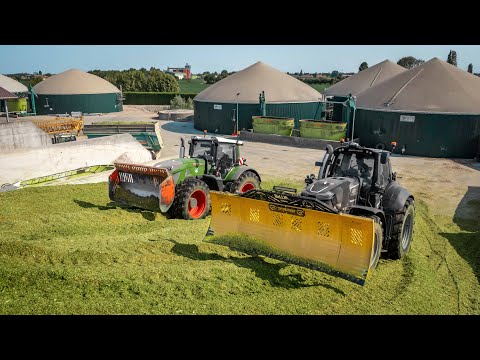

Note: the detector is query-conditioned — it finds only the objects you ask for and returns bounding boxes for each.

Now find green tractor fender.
[223,166,262,193]
[224,166,262,183]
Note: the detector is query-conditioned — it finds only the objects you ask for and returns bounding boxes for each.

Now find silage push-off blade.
[206,191,376,285]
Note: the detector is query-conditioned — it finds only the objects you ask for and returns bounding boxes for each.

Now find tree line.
[9,71,51,88]
[202,70,236,84]
[89,68,180,92]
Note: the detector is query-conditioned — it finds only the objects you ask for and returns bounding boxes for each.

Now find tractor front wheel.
[230,171,261,194]
[172,179,210,220]
[388,198,415,259]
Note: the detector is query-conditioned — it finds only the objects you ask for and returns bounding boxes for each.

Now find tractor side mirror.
[179,137,185,158]
[187,141,193,157]
[315,161,323,167]
[380,152,389,164]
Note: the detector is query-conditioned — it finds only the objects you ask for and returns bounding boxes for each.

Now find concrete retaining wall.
[0,133,153,185]
[158,110,193,121]
[238,131,357,150]
[0,121,52,151]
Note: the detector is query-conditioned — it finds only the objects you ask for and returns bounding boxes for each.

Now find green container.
[299,120,346,140]
[6,98,28,112]
[252,116,295,136]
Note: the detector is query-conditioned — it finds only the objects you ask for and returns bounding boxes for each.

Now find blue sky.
[1,45,479,74]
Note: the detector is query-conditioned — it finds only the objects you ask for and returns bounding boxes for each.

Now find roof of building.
[323,60,407,97]
[194,61,323,104]
[33,69,120,95]
[0,86,19,100]
[192,136,243,144]
[356,57,480,114]
[0,74,28,93]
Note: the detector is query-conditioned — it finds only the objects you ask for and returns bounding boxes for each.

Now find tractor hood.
[301,177,360,211]
[153,158,205,175]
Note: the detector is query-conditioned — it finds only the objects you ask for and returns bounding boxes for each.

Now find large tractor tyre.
[369,216,383,270]
[387,198,415,259]
[230,171,261,194]
[171,179,211,220]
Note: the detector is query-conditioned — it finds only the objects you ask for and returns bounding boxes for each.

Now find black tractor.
[303,142,415,267]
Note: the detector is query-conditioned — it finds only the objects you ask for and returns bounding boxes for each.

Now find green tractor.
[108,136,261,220]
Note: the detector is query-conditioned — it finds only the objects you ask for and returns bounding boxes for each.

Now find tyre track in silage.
[417,204,460,314]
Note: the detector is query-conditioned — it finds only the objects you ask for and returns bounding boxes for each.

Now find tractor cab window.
[216,143,235,175]
[377,162,391,188]
[191,140,213,158]
[354,154,375,186]
[331,153,345,176]
[331,152,375,186]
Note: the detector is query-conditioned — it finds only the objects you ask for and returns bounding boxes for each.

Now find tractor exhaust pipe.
[179,137,185,158]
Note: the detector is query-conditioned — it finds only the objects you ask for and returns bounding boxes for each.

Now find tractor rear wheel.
[172,179,210,220]
[387,198,415,259]
[230,171,261,194]
[369,216,383,269]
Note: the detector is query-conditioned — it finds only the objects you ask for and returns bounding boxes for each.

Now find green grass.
[0,180,478,314]
[178,79,211,93]
[308,83,330,93]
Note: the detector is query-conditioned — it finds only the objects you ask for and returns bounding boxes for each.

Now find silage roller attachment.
[108,162,175,213]
[206,190,376,285]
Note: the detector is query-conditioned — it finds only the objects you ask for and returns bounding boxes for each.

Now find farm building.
[354,57,480,158]
[323,60,406,122]
[33,69,123,115]
[0,74,29,113]
[167,63,191,80]
[193,61,323,134]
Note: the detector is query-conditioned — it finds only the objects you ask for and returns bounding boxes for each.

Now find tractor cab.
[303,142,395,211]
[187,136,243,178]
[330,150,375,188]
[324,143,393,192]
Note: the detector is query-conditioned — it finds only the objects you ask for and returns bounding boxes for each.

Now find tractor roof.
[338,142,387,155]
[191,136,243,145]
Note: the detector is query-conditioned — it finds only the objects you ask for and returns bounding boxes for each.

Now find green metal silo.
[323,60,406,122]
[33,69,123,115]
[354,58,480,158]
[193,62,324,134]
